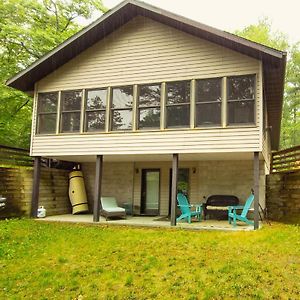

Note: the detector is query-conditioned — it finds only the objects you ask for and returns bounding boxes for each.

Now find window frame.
[36,92,59,135]
[195,77,222,127]
[137,83,161,130]
[110,85,134,131]
[227,74,256,126]
[84,88,107,132]
[165,80,191,129]
[60,90,82,133]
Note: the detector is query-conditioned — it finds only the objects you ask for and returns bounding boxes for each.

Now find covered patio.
[37,214,257,231]
[31,152,263,230]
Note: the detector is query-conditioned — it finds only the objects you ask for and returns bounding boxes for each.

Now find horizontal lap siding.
[31,128,260,156]
[33,16,262,156]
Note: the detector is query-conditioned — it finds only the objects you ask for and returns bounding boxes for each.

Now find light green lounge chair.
[101,197,126,220]
[228,193,254,227]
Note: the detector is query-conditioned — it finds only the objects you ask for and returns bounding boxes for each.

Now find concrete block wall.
[81,162,134,211]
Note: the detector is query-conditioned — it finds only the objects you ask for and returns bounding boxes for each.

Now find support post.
[170,153,178,226]
[253,152,260,229]
[30,156,41,218]
[93,155,103,222]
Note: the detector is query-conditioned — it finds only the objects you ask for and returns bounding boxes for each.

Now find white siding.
[32,16,262,157]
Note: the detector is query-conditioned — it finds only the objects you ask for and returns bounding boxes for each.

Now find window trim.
[227,74,256,126]
[36,91,59,135]
[84,88,107,132]
[60,89,82,133]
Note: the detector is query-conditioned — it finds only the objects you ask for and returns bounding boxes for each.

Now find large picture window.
[166,81,190,128]
[227,75,255,125]
[61,90,82,132]
[85,89,107,132]
[138,84,161,129]
[195,78,221,126]
[111,86,133,130]
[37,92,58,134]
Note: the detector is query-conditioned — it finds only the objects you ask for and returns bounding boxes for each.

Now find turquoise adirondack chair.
[228,193,255,227]
[176,193,202,223]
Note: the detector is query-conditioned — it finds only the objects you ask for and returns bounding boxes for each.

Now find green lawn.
[0,220,299,299]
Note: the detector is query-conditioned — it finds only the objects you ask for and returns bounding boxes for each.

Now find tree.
[235,18,300,149]
[0,0,106,148]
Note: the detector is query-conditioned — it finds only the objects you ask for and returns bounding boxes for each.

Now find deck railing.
[271,145,300,173]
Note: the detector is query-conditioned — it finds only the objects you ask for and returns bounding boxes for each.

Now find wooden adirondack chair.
[228,193,255,227]
[176,193,202,223]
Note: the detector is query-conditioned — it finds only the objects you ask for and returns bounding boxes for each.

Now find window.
[227,75,255,125]
[138,84,161,129]
[37,92,58,134]
[166,81,190,128]
[196,78,222,126]
[111,86,133,130]
[61,90,82,132]
[85,89,107,132]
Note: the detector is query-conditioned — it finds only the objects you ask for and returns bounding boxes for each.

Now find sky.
[102,0,300,44]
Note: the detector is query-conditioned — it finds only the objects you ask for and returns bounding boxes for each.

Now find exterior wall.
[81,159,266,216]
[31,16,263,157]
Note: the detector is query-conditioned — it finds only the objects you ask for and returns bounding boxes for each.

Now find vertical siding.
[31,16,262,156]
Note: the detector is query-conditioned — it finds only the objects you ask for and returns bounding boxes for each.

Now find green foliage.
[0,0,106,148]
[0,219,299,298]
[235,18,300,149]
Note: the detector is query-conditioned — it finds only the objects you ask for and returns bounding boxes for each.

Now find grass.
[0,219,299,299]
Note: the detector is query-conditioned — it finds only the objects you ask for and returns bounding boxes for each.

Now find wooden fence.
[0,145,33,168]
[266,145,300,223]
[271,145,300,173]
[0,144,72,218]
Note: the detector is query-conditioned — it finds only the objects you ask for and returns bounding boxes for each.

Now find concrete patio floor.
[37,214,257,231]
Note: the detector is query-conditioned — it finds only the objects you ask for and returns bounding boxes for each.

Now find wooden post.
[170,153,178,226]
[30,156,41,218]
[253,152,260,229]
[93,155,103,222]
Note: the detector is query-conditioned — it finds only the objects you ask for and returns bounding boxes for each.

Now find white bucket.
[37,206,46,218]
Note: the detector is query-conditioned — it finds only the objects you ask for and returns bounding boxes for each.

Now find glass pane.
[86,89,107,109]
[178,169,189,196]
[196,78,221,102]
[38,93,58,113]
[139,84,161,107]
[139,108,160,129]
[227,75,255,100]
[196,103,221,126]
[86,111,105,132]
[166,105,190,128]
[61,90,82,111]
[38,114,56,133]
[167,81,190,104]
[146,171,159,210]
[228,100,255,124]
[112,109,132,130]
[61,112,80,132]
[112,86,133,109]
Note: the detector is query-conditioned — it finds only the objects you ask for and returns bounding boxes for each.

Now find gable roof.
[6,0,286,150]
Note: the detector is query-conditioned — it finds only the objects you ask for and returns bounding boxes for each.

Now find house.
[6,0,286,229]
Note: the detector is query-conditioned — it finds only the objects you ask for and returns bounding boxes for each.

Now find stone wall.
[266,171,300,223]
[0,167,71,218]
